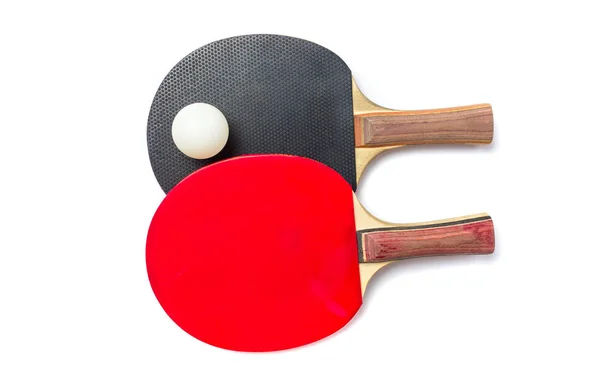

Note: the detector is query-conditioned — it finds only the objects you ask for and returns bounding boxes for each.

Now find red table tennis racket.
[146,155,494,352]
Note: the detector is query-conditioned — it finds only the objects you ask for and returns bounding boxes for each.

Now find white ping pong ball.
[172,103,229,159]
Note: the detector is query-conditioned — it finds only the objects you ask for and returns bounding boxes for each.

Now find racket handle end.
[355,104,494,147]
[358,214,495,263]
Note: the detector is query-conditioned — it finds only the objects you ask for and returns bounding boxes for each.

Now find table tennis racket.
[147,34,493,193]
[146,155,494,352]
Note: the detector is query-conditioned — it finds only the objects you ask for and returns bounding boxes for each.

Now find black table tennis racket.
[147,34,493,193]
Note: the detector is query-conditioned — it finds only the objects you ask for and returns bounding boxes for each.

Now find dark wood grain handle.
[354,104,493,147]
[358,215,494,263]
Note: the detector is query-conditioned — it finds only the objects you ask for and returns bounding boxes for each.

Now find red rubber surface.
[146,155,362,351]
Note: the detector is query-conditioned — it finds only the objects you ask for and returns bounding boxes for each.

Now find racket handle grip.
[354,104,493,147]
[358,215,494,263]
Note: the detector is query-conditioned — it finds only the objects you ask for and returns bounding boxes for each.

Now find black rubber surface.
[147,34,355,193]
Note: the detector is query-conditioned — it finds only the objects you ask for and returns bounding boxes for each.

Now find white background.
[1,1,599,371]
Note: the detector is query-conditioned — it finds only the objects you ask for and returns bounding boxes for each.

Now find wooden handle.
[354,104,494,147]
[358,215,494,263]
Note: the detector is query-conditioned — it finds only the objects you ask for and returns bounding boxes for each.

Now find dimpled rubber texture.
[147,34,355,193]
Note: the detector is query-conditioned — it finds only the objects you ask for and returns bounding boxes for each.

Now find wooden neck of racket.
[353,196,495,264]
[352,79,494,147]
